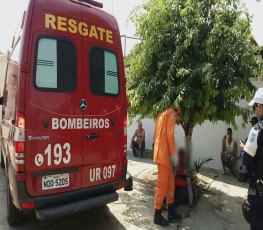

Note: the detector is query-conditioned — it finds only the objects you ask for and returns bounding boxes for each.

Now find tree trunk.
[182,124,193,164]
[182,124,194,205]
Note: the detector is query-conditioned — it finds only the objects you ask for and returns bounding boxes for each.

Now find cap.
[249,88,263,106]
[250,116,258,124]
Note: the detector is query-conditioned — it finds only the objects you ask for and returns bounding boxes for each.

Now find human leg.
[154,164,170,226]
[167,167,182,222]
[154,164,170,209]
[221,152,226,174]
[132,141,139,157]
[140,142,145,158]
[249,196,263,230]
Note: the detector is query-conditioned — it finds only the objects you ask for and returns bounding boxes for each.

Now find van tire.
[7,182,23,225]
[0,150,5,169]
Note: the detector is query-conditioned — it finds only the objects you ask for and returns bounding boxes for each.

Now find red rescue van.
[0,0,128,225]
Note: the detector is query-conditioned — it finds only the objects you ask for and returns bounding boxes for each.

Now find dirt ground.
[0,152,250,230]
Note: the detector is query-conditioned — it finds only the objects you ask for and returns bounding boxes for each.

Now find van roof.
[32,0,118,28]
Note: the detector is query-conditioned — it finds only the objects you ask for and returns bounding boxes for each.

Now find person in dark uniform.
[250,117,259,127]
[242,88,263,230]
[240,117,258,148]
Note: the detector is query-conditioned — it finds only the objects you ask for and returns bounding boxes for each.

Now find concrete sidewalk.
[118,152,250,230]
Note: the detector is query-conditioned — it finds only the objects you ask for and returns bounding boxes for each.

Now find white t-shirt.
[244,127,259,157]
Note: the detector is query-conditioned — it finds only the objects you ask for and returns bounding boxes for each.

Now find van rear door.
[81,9,125,188]
[25,9,83,196]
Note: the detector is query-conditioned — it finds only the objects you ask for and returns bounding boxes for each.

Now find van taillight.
[13,113,26,173]
[17,115,25,129]
[15,142,25,153]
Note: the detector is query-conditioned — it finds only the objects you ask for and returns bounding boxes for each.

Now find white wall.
[127,80,263,170]
[128,117,251,170]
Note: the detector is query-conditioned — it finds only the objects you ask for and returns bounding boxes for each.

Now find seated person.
[174,148,189,206]
[221,128,237,175]
[130,121,145,158]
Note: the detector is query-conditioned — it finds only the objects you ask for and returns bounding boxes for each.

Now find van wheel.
[7,182,23,225]
[0,151,5,169]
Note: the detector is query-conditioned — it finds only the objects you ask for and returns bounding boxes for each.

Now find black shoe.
[168,204,182,223]
[154,209,169,226]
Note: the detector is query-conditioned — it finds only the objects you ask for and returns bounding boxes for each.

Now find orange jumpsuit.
[153,108,178,209]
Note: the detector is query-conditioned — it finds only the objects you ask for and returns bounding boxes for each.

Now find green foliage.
[193,157,214,173]
[127,0,262,136]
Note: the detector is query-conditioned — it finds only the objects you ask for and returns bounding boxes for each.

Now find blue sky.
[0,0,262,55]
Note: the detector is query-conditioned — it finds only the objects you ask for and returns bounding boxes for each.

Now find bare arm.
[131,129,137,144]
[222,136,226,153]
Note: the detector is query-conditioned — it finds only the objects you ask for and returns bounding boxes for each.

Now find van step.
[35,192,118,220]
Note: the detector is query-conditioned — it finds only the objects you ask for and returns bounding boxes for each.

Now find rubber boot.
[162,198,167,211]
[168,204,182,223]
[154,209,169,226]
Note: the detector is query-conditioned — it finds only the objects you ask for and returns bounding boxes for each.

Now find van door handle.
[86,134,100,140]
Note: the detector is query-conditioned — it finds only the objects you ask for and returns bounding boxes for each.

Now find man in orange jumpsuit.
[153,107,182,226]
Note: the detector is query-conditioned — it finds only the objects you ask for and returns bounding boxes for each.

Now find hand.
[139,144,142,149]
[130,144,133,149]
[170,154,178,166]
[171,154,178,176]
[239,140,245,150]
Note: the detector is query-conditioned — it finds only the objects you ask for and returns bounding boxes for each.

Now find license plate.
[42,173,69,190]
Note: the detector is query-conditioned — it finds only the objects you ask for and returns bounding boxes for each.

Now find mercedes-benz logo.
[80,99,87,111]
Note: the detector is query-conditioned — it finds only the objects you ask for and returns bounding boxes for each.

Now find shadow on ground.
[0,167,126,230]
[9,206,126,230]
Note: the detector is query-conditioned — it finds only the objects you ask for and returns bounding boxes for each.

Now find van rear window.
[35,38,76,92]
[90,48,119,96]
